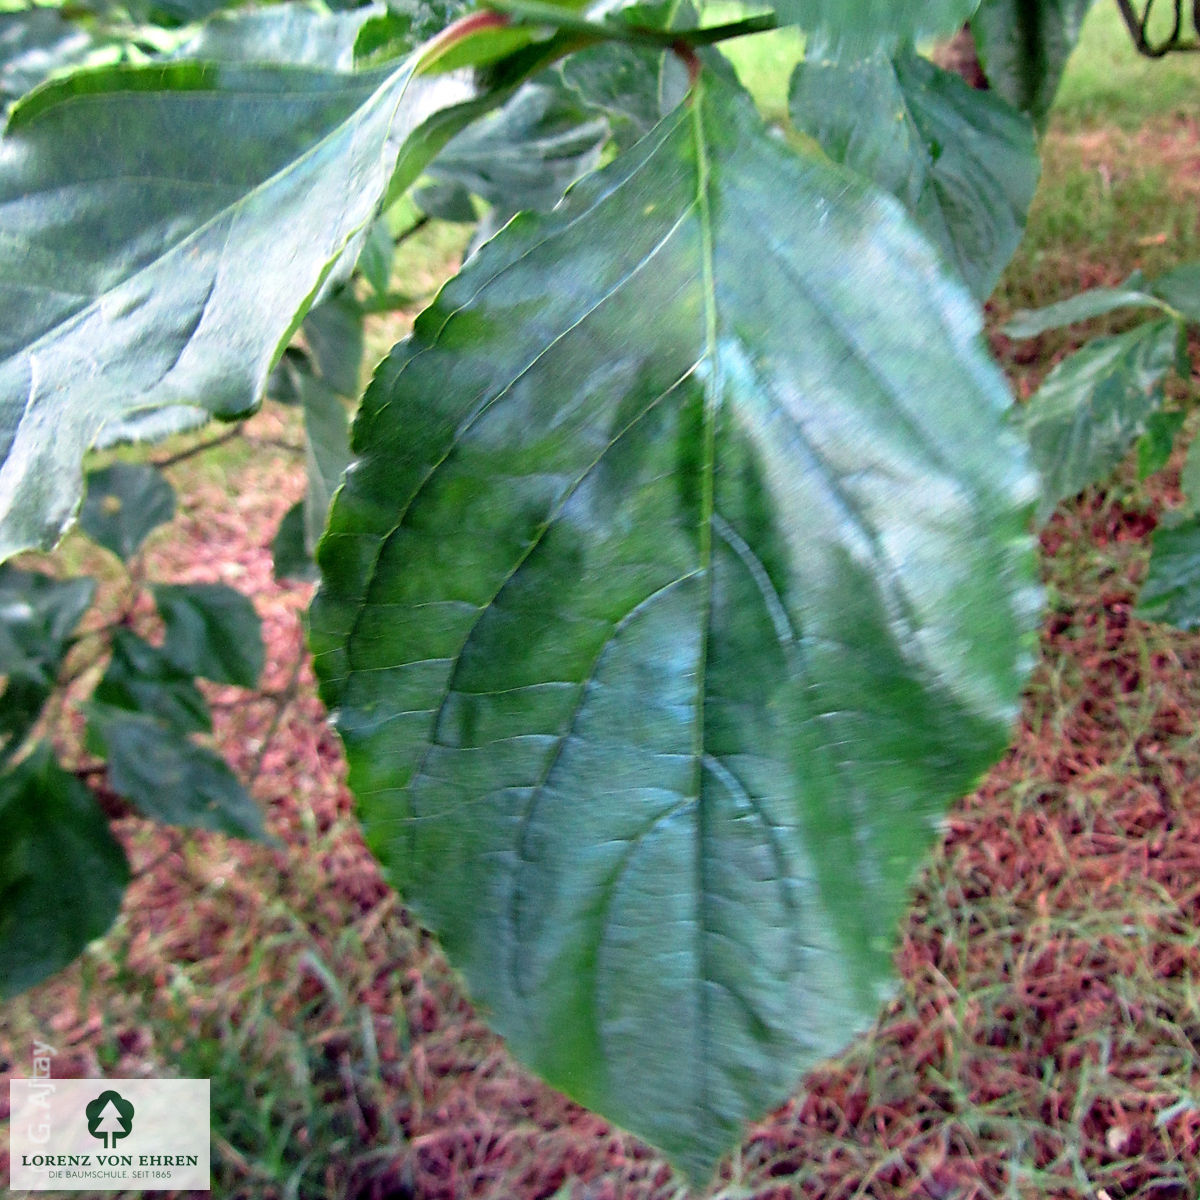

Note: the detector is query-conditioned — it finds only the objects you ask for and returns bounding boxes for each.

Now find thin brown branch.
[153,424,243,469]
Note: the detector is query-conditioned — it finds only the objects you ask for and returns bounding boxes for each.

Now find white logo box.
[10,1078,209,1192]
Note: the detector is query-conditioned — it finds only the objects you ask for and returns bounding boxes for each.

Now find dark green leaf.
[357,215,396,296]
[1181,437,1200,515]
[970,0,1094,126]
[90,706,266,839]
[139,0,233,27]
[1137,409,1185,479]
[303,289,365,399]
[789,42,1037,300]
[556,42,664,150]
[302,377,352,550]
[79,462,175,561]
[0,744,129,997]
[0,48,486,557]
[413,178,478,221]
[272,499,319,582]
[312,75,1037,1178]
[0,565,94,763]
[0,564,94,680]
[1003,275,1168,337]
[1137,516,1200,629]
[93,628,211,735]
[1019,318,1183,523]
[153,582,264,687]
[427,80,608,218]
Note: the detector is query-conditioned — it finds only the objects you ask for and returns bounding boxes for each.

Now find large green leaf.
[312,74,1037,1177]
[0,45,483,559]
[0,744,129,997]
[788,41,1037,300]
[1018,318,1184,523]
[970,0,1093,126]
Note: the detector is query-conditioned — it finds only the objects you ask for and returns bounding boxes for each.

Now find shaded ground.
[4,111,1200,1200]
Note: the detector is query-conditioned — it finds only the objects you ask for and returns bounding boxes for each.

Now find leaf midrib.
[689,77,719,1124]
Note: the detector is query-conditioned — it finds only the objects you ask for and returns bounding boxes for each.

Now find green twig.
[480,0,776,51]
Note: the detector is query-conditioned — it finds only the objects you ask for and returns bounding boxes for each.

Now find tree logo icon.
[85,1090,135,1149]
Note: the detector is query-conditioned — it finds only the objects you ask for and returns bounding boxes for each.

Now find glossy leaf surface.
[0,48,474,558]
[313,75,1037,1177]
[1019,318,1183,522]
[79,463,176,561]
[153,582,264,688]
[788,42,1037,300]
[971,0,1094,125]
[0,745,129,997]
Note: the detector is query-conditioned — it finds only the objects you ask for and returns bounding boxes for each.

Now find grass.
[5,10,1200,1200]
[1054,0,1200,131]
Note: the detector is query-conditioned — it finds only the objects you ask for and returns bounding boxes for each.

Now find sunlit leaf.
[0,46,480,558]
[312,74,1037,1178]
